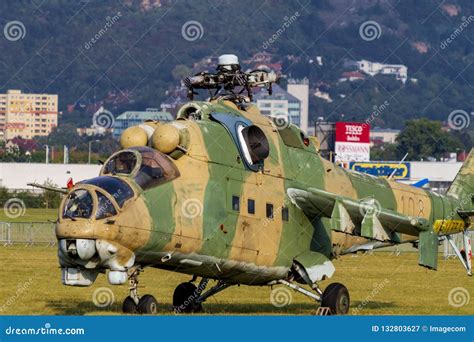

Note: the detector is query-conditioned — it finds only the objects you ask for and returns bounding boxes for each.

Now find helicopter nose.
[64,239,96,260]
[57,181,152,287]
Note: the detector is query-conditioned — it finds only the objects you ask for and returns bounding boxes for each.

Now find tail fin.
[447,149,474,217]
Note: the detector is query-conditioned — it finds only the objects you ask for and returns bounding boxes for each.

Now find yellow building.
[0,89,59,140]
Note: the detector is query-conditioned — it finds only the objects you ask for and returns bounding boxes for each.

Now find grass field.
[0,245,472,315]
[0,208,58,223]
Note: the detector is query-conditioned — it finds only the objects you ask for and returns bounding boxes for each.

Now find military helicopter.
[45,54,473,315]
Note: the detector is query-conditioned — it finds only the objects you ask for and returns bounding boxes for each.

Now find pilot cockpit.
[61,147,180,221]
[101,146,180,190]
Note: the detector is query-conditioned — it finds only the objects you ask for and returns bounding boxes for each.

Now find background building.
[113,108,173,138]
[370,128,400,146]
[348,160,462,193]
[0,90,59,140]
[356,59,408,83]
[0,163,100,191]
[287,78,309,133]
[254,84,302,129]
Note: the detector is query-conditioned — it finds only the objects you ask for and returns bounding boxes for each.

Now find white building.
[370,128,400,146]
[0,163,101,191]
[356,59,408,83]
[287,79,309,134]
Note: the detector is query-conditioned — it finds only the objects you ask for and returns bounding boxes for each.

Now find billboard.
[334,122,370,162]
[349,162,411,179]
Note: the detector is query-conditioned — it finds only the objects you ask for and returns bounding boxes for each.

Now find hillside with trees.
[0,0,472,156]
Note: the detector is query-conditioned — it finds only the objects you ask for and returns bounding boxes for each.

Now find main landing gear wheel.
[173,282,203,313]
[321,282,350,315]
[122,296,138,314]
[122,266,159,315]
[137,294,158,314]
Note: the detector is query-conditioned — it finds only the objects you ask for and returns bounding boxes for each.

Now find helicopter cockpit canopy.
[101,146,180,190]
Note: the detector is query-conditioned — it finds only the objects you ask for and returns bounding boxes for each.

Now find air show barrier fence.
[0,222,56,246]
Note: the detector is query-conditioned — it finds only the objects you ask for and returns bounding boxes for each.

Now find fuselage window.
[248,198,255,215]
[266,203,274,219]
[282,207,289,221]
[232,195,240,212]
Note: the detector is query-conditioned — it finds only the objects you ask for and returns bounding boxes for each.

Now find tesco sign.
[335,122,370,143]
[334,122,370,162]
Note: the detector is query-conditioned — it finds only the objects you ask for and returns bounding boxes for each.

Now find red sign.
[335,122,370,143]
[5,122,26,130]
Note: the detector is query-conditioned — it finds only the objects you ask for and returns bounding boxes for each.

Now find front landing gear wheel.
[122,296,138,314]
[138,294,158,314]
[173,282,203,313]
[321,282,350,315]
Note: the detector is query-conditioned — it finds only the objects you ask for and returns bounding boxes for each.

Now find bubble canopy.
[101,146,180,190]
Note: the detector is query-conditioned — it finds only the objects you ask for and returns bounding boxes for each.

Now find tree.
[171,65,192,82]
[395,118,462,161]
[370,143,399,161]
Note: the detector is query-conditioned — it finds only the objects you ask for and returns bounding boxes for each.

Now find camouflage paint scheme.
[56,100,473,288]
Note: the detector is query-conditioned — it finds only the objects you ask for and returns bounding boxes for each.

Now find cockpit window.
[96,191,118,219]
[103,151,137,175]
[80,176,134,207]
[63,189,93,219]
[133,147,180,189]
[102,147,180,190]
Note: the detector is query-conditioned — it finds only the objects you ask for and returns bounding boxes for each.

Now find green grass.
[0,246,472,315]
[0,208,58,223]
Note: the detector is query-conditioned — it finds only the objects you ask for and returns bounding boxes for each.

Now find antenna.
[388,153,408,179]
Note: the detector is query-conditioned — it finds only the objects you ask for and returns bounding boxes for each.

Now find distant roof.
[116,109,173,121]
[253,84,300,102]
[341,71,365,78]
[370,128,401,133]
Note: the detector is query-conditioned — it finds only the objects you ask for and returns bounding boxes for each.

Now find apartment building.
[0,90,59,140]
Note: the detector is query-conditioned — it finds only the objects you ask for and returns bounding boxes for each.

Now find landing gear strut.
[275,279,350,315]
[122,267,158,314]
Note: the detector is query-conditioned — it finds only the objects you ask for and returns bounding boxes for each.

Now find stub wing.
[287,187,439,270]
